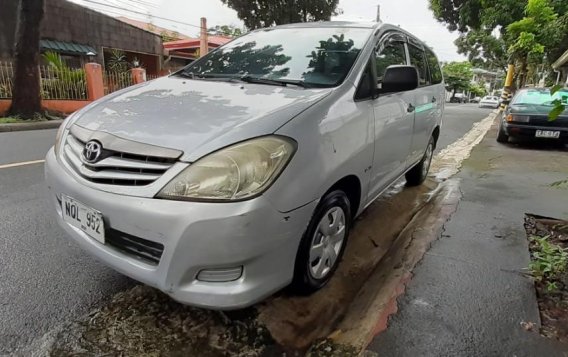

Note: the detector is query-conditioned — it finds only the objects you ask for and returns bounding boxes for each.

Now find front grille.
[106,228,164,265]
[62,133,176,186]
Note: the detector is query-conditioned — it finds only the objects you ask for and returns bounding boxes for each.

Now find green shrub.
[529,235,568,292]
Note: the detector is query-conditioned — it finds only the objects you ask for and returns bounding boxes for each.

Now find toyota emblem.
[83,140,102,163]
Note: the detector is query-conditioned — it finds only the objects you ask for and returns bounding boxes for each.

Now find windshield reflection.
[180,27,372,88]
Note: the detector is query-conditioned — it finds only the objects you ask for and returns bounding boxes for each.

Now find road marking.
[0,159,45,169]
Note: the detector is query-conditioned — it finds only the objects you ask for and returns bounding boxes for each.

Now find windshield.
[179,27,372,88]
[512,89,568,106]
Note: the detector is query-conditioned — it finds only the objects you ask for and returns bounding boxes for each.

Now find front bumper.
[45,148,316,309]
[503,123,568,142]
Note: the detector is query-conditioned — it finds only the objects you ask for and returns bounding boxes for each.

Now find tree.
[209,25,243,37]
[442,61,473,98]
[220,0,340,30]
[160,30,180,42]
[454,30,508,71]
[506,0,559,87]
[9,0,45,119]
[429,0,568,89]
[469,83,487,97]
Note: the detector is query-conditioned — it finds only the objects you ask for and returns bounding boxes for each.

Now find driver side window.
[375,39,407,84]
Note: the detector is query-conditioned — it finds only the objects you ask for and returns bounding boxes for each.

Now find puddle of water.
[22,113,497,356]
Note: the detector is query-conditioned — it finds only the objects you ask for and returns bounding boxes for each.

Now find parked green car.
[497,88,568,144]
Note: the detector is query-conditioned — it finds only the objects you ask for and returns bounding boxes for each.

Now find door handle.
[432,97,437,103]
[407,104,415,113]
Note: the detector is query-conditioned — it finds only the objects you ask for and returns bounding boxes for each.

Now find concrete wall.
[0,0,162,65]
[0,0,19,59]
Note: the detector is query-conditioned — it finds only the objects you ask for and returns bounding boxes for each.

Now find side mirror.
[380,65,419,94]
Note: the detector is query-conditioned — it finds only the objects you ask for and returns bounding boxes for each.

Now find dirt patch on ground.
[525,214,568,344]
[29,285,283,357]
[258,179,438,351]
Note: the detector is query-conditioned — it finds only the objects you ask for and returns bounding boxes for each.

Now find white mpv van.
[46,21,444,309]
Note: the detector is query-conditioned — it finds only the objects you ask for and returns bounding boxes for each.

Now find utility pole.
[199,17,208,58]
[499,63,515,112]
[376,4,381,22]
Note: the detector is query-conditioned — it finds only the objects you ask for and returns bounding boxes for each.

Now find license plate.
[535,130,560,139]
[62,195,105,244]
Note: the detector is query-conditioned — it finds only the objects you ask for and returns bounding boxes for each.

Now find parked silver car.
[45,22,444,309]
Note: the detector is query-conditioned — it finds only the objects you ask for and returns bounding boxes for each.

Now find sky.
[72,0,466,62]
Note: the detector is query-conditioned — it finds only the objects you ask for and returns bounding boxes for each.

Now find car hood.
[509,104,568,119]
[73,76,332,161]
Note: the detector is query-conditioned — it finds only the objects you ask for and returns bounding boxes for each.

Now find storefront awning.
[40,39,97,56]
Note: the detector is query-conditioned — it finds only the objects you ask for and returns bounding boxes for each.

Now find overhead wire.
[78,0,228,37]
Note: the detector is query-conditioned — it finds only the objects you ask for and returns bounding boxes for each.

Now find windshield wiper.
[177,72,238,81]
[239,75,308,88]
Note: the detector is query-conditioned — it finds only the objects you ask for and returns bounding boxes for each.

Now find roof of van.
[269,22,419,41]
[259,22,433,55]
[272,21,381,29]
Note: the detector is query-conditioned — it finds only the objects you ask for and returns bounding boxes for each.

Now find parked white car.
[479,96,500,108]
[45,21,444,309]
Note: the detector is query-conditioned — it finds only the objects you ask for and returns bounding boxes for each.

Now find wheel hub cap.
[309,206,346,280]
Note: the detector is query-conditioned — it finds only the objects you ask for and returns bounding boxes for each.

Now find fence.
[40,64,87,100]
[146,73,161,81]
[103,70,133,95]
[0,61,88,100]
[0,62,14,99]
[0,62,165,115]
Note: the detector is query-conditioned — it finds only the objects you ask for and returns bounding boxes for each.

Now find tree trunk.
[518,57,528,89]
[451,88,456,99]
[9,0,45,119]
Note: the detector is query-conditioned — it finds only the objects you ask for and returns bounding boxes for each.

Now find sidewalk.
[367,125,568,356]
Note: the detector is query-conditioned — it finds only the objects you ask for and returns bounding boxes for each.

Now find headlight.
[157,136,296,201]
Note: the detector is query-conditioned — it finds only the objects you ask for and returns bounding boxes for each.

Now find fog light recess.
[197,267,243,282]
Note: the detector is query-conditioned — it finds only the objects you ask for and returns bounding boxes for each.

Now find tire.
[496,119,509,143]
[292,190,351,294]
[405,136,434,186]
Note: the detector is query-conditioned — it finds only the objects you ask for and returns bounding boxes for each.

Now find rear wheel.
[405,136,434,186]
[496,119,509,143]
[292,190,351,294]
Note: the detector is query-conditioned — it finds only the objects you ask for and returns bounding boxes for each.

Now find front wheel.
[406,136,434,186]
[292,190,351,294]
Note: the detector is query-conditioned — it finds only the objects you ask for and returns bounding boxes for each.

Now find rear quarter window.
[425,48,443,84]
[408,45,429,86]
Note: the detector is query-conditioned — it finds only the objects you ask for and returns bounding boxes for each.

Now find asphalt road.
[0,103,492,353]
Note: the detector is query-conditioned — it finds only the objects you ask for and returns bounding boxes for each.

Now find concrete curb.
[0,120,63,133]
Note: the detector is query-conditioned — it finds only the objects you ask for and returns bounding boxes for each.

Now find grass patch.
[525,214,568,343]
[0,115,48,124]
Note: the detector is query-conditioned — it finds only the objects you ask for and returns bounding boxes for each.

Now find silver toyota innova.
[45,21,444,309]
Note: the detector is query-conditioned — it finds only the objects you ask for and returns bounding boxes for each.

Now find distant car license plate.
[62,195,105,244]
[535,130,560,139]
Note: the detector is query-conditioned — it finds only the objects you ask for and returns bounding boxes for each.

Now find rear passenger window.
[375,39,407,83]
[426,49,443,84]
[408,45,429,86]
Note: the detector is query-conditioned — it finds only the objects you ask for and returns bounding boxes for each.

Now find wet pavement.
[0,104,491,355]
[368,122,568,356]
